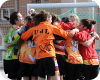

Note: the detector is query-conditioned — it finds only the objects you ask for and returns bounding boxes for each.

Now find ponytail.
[33,10,51,26]
[81,19,96,30]
[51,13,61,24]
[3,15,10,20]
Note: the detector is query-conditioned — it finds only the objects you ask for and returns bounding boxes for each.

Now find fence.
[0,49,5,68]
[27,2,100,49]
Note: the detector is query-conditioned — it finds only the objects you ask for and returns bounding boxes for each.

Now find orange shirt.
[63,33,83,64]
[21,22,69,59]
[19,40,36,64]
[56,24,62,29]
[56,50,65,55]
[83,59,99,65]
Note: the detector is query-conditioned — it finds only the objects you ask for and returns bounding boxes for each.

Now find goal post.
[27,2,100,15]
[27,2,99,15]
[27,2,99,8]
[27,2,100,49]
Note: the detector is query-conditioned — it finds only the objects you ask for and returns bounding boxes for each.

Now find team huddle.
[3,9,99,80]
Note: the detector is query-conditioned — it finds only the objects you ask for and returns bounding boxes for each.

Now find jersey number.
[71,40,78,52]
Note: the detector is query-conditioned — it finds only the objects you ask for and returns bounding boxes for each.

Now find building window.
[32,0,41,3]
[1,8,14,20]
[41,0,49,3]
[32,0,49,3]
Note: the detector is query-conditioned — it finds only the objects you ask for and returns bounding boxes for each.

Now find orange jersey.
[56,24,62,29]
[56,50,65,55]
[21,22,69,59]
[19,40,36,64]
[83,59,99,65]
[63,33,83,64]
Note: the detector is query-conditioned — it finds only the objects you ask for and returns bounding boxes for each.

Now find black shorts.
[65,62,83,80]
[3,59,20,79]
[82,64,99,80]
[17,62,36,77]
[56,54,66,75]
[35,57,55,78]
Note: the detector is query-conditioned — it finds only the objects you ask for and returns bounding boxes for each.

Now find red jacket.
[59,22,76,30]
[73,28,98,60]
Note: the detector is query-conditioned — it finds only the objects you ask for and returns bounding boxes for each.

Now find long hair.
[3,15,10,20]
[25,12,37,23]
[51,13,61,24]
[81,19,96,30]
[70,14,80,27]
[33,10,51,26]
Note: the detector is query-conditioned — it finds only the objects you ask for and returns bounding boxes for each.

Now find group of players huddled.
[3,9,99,80]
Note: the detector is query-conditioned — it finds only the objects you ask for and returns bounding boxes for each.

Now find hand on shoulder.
[28,9,36,14]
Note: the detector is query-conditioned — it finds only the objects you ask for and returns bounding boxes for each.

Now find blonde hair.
[70,14,80,27]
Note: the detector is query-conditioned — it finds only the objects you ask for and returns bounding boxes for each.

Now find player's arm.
[5,29,21,48]
[4,34,14,48]
[4,33,9,43]
[81,36,95,47]
[52,25,69,39]
[21,27,34,40]
[93,32,99,40]
[5,34,20,48]
[82,31,99,47]
[54,43,65,50]
[69,28,79,38]
[5,25,29,48]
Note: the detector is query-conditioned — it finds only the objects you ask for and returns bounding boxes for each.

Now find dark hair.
[81,19,96,30]
[25,16,32,22]
[31,12,37,17]
[10,12,19,25]
[25,12,37,23]
[61,17,70,23]
[33,10,51,26]
[51,13,61,24]
[3,15,10,20]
